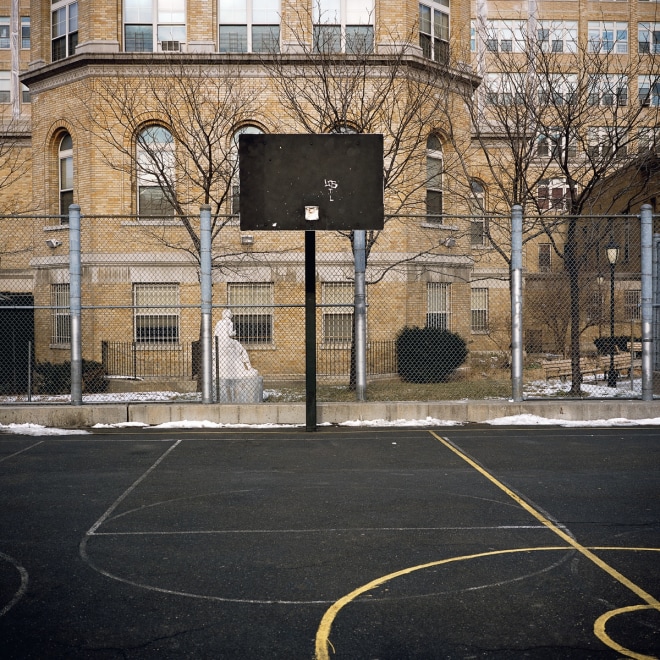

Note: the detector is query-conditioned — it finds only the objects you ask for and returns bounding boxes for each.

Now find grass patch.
[265,377,513,402]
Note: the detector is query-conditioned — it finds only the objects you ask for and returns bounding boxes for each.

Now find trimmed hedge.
[396,326,468,383]
[33,360,107,395]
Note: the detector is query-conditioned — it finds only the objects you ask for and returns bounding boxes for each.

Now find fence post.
[354,230,367,401]
[69,204,82,405]
[200,205,213,404]
[511,205,524,402]
[640,204,653,401]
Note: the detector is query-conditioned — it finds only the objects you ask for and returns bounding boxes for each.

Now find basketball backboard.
[238,133,384,231]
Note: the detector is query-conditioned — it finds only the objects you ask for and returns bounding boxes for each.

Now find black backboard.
[239,133,384,231]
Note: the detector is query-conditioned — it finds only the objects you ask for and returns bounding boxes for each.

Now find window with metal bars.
[471,287,489,333]
[322,282,354,344]
[51,283,71,344]
[427,282,450,330]
[133,283,180,343]
[227,282,273,344]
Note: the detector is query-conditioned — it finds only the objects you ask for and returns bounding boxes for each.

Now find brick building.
[0,1,657,391]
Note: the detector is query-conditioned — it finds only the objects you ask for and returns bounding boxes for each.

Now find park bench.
[598,352,641,378]
[542,357,601,381]
[627,341,642,357]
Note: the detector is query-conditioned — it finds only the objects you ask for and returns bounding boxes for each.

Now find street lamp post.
[605,239,619,388]
[596,274,604,338]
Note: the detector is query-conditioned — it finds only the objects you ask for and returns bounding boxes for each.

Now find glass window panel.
[252,0,279,23]
[346,0,373,24]
[0,72,9,103]
[52,7,66,38]
[419,5,431,34]
[220,25,247,52]
[219,0,247,23]
[252,25,279,52]
[125,25,153,51]
[324,282,353,304]
[52,284,71,344]
[21,17,30,49]
[158,0,185,22]
[427,155,442,187]
[139,187,175,215]
[0,18,9,49]
[314,0,341,22]
[314,25,341,52]
[69,2,78,31]
[228,283,273,344]
[346,25,373,53]
[60,190,73,216]
[60,157,73,190]
[157,24,186,42]
[426,190,442,217]
[125,0,153,22]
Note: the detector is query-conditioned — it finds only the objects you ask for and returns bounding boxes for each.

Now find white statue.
[213,309,262,402]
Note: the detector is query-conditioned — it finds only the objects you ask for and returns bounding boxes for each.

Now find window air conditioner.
[161,40,181,52]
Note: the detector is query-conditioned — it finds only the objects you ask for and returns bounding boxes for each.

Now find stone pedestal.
[216,376,264,403]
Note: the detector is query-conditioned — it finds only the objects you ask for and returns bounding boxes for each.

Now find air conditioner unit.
[161,40,181,52]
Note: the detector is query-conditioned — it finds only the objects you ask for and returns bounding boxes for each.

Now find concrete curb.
[1,399,659,429]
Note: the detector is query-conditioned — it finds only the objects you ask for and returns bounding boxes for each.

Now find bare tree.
[72,58,264,267]
[263,4,479,264]
[261,5,479,386]
[459,14,660,392]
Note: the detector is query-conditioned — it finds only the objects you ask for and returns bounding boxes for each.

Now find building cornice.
[21,51,480,95]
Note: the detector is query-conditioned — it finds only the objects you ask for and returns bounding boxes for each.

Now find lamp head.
[605,239,619,266]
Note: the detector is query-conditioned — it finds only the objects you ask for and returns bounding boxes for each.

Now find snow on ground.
[2,414,660,436]
[0,423,90,435]
[0,374,649,405]
[0,377,657,435]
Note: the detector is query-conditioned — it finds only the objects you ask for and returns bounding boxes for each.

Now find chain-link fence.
[0,209,657,405]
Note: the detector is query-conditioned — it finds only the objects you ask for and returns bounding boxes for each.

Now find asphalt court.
[0,425,658,659]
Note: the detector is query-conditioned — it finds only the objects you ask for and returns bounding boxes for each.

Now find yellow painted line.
[595,605,657,660]
[315,546,570,660]
[428,432,659,660]
[428,432,660,611]
[313,433,660,659]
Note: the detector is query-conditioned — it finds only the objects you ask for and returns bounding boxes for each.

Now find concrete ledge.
[1,399,658,429]
[0,404,128,429]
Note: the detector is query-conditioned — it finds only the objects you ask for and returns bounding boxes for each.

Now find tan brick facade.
[0,1,656,384]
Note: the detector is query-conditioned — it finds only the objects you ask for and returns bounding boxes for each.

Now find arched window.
[230,125,264,216]
[59,132,73,220]
[137,125,176,217]
[426,134,443,223]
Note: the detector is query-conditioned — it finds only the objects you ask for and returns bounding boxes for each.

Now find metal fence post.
[511,205,524,402]
[200,205,213,404]
[654,234,660,376]
[69,204,82,405]
[640,204,653,401]
[354,230,367,401]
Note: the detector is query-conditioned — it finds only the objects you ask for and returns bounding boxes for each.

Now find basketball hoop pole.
[305,230,317,431]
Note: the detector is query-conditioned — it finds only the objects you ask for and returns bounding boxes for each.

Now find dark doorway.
[0,293,35,394]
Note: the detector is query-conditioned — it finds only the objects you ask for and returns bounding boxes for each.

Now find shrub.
[34,360,107,395]
[396,326,468,383]
[593,336,634,356]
